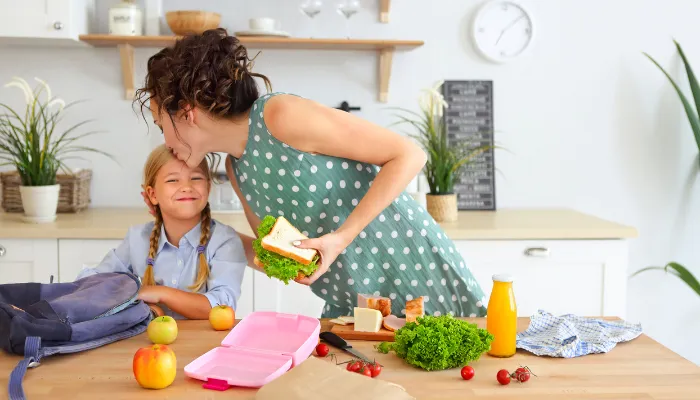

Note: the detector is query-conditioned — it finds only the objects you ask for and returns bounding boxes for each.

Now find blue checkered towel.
[515,310,643,358]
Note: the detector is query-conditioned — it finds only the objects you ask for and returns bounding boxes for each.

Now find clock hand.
[495,15,526,45]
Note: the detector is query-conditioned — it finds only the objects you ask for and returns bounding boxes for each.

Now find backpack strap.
[8,336,42,400]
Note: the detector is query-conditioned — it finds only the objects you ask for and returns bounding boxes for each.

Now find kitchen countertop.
[0,318,696,400]
[0,207,637,240]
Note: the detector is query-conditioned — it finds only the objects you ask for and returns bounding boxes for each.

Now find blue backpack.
[0,272,153,400]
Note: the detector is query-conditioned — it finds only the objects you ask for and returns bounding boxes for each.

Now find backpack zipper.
[92,273,142,320]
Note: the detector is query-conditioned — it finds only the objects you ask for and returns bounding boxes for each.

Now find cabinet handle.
[53,21,63,30]
[0,245,5,257]
[524,247,550,257]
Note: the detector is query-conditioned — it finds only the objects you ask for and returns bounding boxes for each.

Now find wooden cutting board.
[330,323,396,341]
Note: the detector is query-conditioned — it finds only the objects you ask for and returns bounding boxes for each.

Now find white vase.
[19,185,60,223]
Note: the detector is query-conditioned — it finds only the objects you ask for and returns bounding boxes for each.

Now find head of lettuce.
[253,215,320,284]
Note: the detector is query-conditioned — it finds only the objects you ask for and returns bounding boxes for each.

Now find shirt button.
[177,259,182,266]
[172,279,177,285]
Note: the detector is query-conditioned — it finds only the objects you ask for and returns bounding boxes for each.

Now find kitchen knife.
[319,331,372,363]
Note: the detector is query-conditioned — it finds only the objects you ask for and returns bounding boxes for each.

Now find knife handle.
[320,331,350,349]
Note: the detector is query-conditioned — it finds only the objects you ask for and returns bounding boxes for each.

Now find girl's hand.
[148,304,165,317]
[140,184,156,216]
[293,232,350,285]
[138,286,163,303]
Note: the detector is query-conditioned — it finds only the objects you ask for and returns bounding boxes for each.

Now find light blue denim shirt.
[76,219,247,319]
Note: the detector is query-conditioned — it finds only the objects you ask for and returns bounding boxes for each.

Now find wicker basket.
[426,193,458,222]
[1,169,92,213]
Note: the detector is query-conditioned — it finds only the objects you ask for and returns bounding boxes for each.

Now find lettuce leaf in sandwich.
[253,215,319,284]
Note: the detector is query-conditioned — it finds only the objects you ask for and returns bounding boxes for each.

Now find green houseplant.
[637,41,700,298]
[390,81,491,222]
[0,77,112,223]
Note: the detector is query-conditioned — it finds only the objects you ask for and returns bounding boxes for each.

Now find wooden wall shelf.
[79,34,424,102]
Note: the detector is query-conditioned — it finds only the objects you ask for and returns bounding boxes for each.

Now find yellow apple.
[147,316,178,344]
[209,305,235,331]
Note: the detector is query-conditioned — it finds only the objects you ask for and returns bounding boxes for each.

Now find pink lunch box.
[184,311,321,390]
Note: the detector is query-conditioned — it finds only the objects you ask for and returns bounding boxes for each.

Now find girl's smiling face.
[146,158,210,221]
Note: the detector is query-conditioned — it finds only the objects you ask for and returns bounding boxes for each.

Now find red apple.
[147,316,178,344]
[132,344,177,389]
[209,305,235,331]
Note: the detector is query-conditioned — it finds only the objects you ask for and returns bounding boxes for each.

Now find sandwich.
[252,215,319,284]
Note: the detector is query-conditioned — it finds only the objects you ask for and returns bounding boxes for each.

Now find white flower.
[4,77,34,105]
[418,80,448,117]
[34,77,52,103]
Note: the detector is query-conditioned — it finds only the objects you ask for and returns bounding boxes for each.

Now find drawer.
[454,240,628,317]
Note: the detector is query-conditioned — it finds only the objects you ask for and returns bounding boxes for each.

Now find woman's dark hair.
[135,28,272,119]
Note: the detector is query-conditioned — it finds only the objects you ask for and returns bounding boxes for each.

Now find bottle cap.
[492,274,514,282]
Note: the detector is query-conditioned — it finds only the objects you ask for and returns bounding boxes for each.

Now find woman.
[136,29,487,319]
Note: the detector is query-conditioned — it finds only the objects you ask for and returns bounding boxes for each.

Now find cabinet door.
[58,239,123,282]
[455,240,628,318]
[0,0,88,39]
[57,239,254,318]
[0,239,58,284]
[253,270,326,318]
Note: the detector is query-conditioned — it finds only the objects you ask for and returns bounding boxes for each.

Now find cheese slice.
[330,318,348,325]
[338,316,355,324]
[353,307,382,332]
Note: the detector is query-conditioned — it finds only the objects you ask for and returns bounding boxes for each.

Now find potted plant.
[390,81,492,222]
[634,40,700,297]
[0,77,112,223]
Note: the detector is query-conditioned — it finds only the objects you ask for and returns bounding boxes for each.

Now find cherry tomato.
[346,360,363,373]
[368,363,382,378]
[497,369,511,385]
[460,365,475,380]
[515,368,530,382]
[360,367,372,378]
[315,343,329,357]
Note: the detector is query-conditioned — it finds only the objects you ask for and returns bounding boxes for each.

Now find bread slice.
[405,296,424,323]
[357,294,392,317]
[261,216,318,265]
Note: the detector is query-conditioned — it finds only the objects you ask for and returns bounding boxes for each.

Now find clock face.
[472,1,534,63]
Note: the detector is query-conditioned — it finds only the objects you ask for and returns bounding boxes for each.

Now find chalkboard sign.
[441,80,496,210]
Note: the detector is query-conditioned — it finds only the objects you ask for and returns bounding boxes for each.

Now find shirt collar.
[156,220,208,254]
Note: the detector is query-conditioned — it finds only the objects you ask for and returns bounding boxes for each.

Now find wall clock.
[471,0,534,63]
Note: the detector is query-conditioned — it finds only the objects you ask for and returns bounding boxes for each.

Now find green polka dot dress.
[230,92,488,319]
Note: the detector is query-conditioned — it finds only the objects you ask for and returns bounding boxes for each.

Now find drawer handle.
[0,245,5,257]
[524,247,549,257]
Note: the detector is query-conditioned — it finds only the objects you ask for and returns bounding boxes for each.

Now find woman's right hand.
[141,184,156,216]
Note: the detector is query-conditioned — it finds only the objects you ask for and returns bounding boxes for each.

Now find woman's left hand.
[293,232,349,285]
[138,286,163,303]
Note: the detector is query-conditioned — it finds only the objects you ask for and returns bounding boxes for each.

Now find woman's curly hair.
[135,28,272,119]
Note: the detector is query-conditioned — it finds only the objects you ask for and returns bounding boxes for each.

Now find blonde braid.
[143,208,162,287]
[189,203,212,292]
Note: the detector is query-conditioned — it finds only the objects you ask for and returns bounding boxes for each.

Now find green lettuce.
[376,315,494,371]
[253,215,318,284]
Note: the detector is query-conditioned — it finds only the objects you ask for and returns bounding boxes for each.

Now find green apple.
[147,316,178,345]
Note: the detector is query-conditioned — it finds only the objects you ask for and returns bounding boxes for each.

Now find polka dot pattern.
[229,92,488,320]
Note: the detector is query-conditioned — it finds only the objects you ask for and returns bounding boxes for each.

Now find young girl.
[77,144,247,320]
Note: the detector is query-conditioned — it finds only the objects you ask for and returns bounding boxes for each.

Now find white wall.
[1,0,699,364]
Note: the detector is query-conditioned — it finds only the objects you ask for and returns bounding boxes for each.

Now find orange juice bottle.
[486,274,517,357]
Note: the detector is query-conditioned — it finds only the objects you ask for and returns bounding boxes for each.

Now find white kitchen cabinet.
[57,238,123,282]
[455,240,628,318]
[57,239,255,318]
[0,239,58,284]
[253,270,326,318]
[0,0,89,41]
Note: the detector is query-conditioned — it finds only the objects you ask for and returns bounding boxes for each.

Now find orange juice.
[486,274,517,357]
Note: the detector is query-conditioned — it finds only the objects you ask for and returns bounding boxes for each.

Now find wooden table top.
[1,318,698,400]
